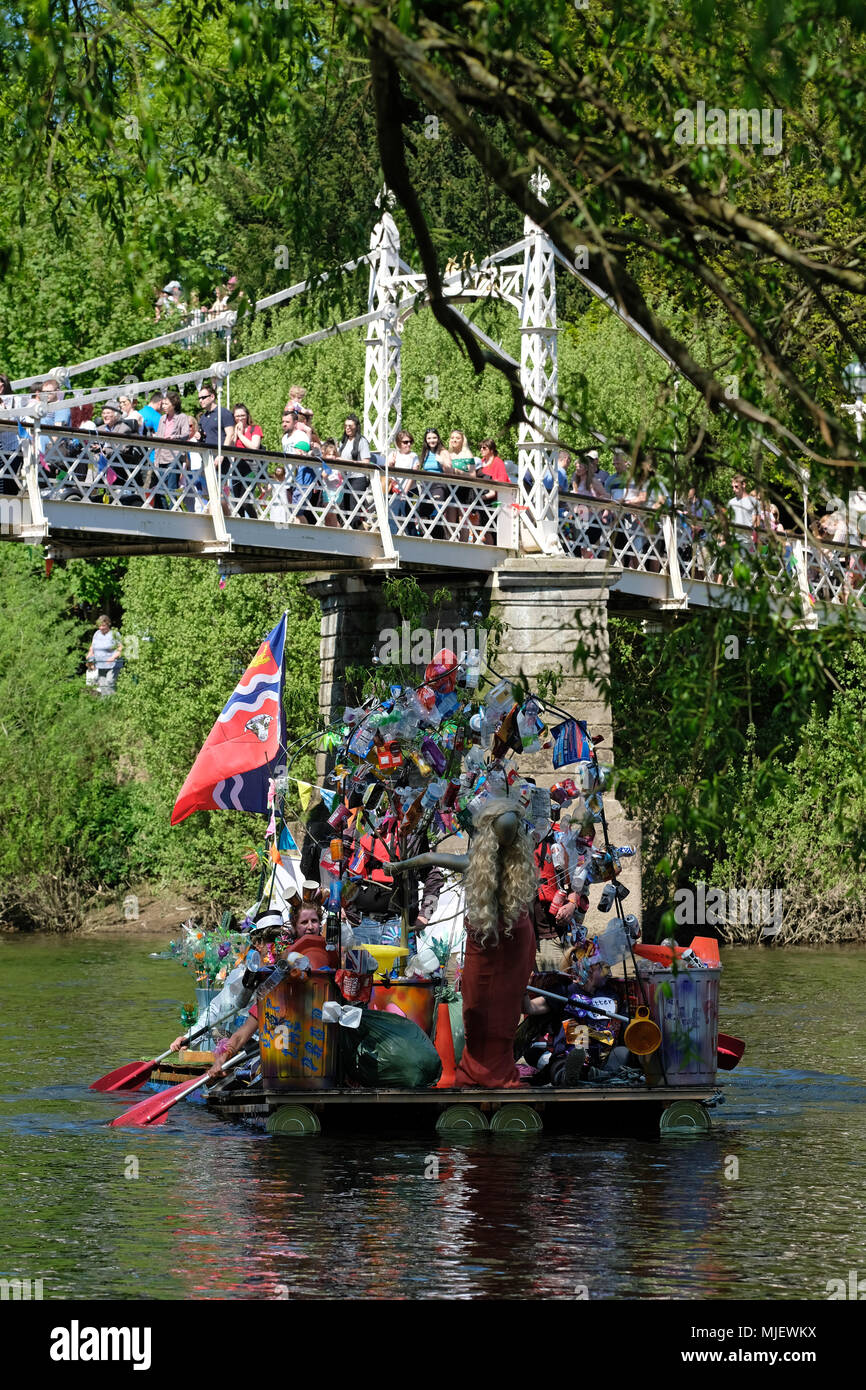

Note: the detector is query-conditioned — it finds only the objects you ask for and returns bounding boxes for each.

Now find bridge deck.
[2,426,862,620]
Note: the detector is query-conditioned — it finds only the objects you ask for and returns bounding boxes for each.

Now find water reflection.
[0,937,864,1298]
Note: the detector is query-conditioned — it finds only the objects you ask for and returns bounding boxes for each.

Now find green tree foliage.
[0,548,130,929]
[8,1,866,481]
[711,644,866,940]
[113,559,320,904]
[4,0,866,937]
[607,606,866,939]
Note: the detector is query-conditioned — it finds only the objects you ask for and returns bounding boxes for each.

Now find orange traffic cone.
[434,1000,457,1088]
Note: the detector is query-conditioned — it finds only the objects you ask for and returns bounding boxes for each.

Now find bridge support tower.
[306,557,641,921]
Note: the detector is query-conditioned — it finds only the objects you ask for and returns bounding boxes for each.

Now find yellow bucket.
[622,1006,662,1057]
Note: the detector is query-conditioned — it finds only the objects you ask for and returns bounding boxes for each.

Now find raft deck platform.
[150,1057,720,1136]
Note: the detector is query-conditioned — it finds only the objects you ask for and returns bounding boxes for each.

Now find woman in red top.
[231,402,263,518]
[478,438,510,544]
[478,438,510,486]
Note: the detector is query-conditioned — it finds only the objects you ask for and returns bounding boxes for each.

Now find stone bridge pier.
[306,557,641,926]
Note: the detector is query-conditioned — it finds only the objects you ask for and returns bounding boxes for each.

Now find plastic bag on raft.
[192,963,253,1037]
[593,920,630,967]
[340,1010,442,1088]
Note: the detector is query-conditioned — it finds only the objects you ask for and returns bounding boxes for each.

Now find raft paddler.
[206,1010,261,1078]
[198,903,329,1079]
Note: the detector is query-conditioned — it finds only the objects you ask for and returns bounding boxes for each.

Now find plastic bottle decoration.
[420,736,447,774]
[283,637,641,1043]
[375,738,403,771]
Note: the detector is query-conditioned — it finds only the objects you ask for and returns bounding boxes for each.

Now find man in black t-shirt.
[191,384,235,509]
[192,385,235,449]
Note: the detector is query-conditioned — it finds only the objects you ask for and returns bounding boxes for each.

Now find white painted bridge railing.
[556,493,862,619]
[0,426,862,617]
[0,426,518,570]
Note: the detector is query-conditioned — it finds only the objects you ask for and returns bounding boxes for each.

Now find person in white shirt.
[727,475,759,530]
[86,615,123,695]
[117,394,145,433]
[386,430,420,533]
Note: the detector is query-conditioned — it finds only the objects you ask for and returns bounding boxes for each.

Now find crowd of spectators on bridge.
[2,369,866,598]
[152,277,240,345]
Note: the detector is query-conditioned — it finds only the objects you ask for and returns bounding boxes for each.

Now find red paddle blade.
[717,1032,746,1070]
[110,1073,205,1128]
[91,1060,155,1092]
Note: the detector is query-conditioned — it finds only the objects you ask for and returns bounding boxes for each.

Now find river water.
[1,935,864,1301]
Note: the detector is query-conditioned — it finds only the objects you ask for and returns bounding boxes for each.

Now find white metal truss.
[518,169,561,555]
[395,252,525,314]
[364,194,403,456]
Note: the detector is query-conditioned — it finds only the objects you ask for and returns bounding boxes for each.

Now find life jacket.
[360,831,399,884]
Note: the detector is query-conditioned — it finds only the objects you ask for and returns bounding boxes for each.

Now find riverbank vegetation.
[2,538,866,941]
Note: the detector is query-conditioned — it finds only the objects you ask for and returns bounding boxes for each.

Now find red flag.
[171,614,287,825]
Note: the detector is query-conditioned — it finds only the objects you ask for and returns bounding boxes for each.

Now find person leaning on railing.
[0,374,22,491]
[621,456,668,571]
[478,438,510,544]
[98,401,146,506]
[678,486,716,580]
[446,429,481,541]
[231,402,263,519]
[339,413,372,529]
[320,438,346,529]
[189,384,235,510]
[282,412,321,526]
[419,427,451,539]
[569,452,610,557]
[385,429,420,535]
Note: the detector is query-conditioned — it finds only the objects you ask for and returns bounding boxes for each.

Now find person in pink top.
[152,391,192,509]
[230,402,262,518]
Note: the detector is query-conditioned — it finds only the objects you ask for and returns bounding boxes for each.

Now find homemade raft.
[144,934,726,1138]
[111,615,741,1140]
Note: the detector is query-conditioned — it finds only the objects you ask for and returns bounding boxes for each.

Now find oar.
[528,984,631,1025]
[92,949,303,1091]
[91,1005,248,1092]
[717,1031,746,1070]
[109,1047,256,1128]
[107,959,291,1126]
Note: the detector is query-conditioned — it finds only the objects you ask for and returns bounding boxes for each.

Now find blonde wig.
[464,798,538,949]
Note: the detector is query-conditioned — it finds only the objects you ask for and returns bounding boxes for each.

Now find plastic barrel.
[369,979,437,1036]
[639,966,720,1086]
[257,971,338,1091]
